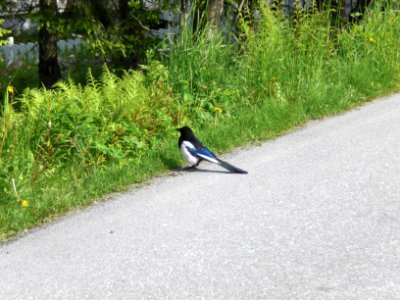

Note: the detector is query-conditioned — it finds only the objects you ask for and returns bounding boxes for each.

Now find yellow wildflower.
[20,200,29,207]
[368,37,375,44]
[213,106,223,113]
[7,85,14,94]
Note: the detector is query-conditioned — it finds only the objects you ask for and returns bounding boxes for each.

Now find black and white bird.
[177,126,248,174]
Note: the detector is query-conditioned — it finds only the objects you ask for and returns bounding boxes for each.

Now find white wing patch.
[196,153,219,164]
[180,141,200,166]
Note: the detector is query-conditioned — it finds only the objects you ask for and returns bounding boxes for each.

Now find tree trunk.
[38,0,61,89]
[179,0,187,30]
[207,0,224,35]
[339,0,347,23]
[192,0,224,36]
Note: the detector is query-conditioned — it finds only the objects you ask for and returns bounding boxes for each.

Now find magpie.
[177,126,248,174]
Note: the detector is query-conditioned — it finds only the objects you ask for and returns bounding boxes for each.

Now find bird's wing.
[182,141,248,173]
[186,146,220,164]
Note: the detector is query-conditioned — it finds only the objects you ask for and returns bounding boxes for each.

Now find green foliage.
[236,2,400,117]
[0,47,103,100]
[167,26,245,124]
[0,61,183,238]
[0,18,11,46]
[1,3,400,240]
[58,0,161,68]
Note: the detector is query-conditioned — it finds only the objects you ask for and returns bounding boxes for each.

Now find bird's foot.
[180,165,197,172]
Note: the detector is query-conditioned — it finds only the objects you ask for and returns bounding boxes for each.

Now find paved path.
[1,95,400,299]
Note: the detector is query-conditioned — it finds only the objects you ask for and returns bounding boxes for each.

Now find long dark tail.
[217,159,248,174]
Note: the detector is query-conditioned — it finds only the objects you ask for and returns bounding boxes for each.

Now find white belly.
[180,141,200,166]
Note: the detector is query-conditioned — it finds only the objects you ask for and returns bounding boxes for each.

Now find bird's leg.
[181,165,197,172]
[185,160,201,171]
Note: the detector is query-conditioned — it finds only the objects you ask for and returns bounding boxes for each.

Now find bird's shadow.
[175,166,235,174]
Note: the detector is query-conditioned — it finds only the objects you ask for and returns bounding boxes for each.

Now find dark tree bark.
[119,0,130,20]
[38,0,61,89]
[207,0,224,35]
[180,0,187,29]
[192,0,225,36]
[90,0,112,29]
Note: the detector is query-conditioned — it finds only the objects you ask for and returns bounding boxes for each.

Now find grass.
[1,3,400,241]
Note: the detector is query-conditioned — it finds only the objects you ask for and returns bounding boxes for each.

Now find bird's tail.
[217,159,248,174]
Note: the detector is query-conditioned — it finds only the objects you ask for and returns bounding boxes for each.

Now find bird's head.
[176,126,193,135]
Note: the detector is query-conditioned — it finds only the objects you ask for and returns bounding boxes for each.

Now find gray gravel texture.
[1,94,400,300]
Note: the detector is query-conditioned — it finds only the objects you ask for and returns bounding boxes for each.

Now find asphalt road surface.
[1,95,400,300]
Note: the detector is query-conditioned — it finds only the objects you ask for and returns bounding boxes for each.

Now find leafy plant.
[1,2,400,240]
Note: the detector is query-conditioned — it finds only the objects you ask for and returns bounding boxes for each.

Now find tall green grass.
[1,3,400,240]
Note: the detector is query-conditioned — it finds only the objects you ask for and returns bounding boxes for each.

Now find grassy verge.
[1,4,400,240]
